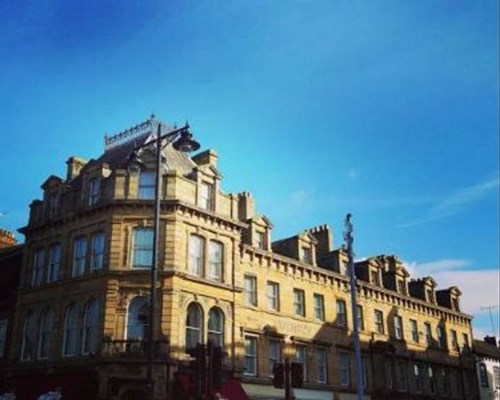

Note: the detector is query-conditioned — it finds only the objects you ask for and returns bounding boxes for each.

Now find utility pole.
[344,213,364,400]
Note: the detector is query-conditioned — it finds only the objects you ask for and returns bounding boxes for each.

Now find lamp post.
[344,213,364,400]
[129,120,200,399]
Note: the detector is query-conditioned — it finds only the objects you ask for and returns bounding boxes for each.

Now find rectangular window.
[425,322,433,346]
[479,363,489,387]
[72,237,87,277]
[47,244,61,283]
[313,294,325,321]
[244,275,257,306]
[410,319,419,343]
[88,178,101,205]
[450,330,458,350]
[340,353,350,386]
[268,340,281,376]
[397,361,408,390]
[138,171,155,199]
[371,270,379,286]
[336,300,347,327]
[493,366,500,389]
[266,282,280,311]
[199,182,214,210]
[293,289,305,317]
[188,235,204,276]
[0,319,7,358]
[394,315,403,340]
[437,326,446,349]
[302,247,312,264]
[442,368,450,394]
[90,232,105,271]
[295,345,307,380]
[414,364,423,392]
[32,249,45,286]
[462,333,469,349]
[452,298,460,311]
[374,310,384,334]
[208,240,223,281]
[356,305,364,331]
[316,348,328,383]
[426,289,433,303]
[244,336,257,376]
[398,279,406,295]
[386,360,394,389]
[132,228,153,269]
[255,231,265,250]
[428,366,436,394]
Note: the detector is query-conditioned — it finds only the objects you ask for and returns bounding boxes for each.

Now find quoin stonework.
[0,116,485,400]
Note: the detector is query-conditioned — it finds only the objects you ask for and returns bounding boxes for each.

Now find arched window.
[63,304,80,357]
[185,303,203,350]
[38,309,54,359]
[21,311,36,361]
[208,307,224,348]
[127,297,149,340]
[82,299,99,354]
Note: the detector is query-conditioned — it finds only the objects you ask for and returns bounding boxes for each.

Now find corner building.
[7,117,478,400]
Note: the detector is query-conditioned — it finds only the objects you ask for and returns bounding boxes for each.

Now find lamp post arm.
[131,123,190,153]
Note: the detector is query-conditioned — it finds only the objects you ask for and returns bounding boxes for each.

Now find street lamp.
[129,120,200,399]
[344,213,364,400]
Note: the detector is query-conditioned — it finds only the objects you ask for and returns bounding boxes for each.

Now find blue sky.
[1,1,498,338]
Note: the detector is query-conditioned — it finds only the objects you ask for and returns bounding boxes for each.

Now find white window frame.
[244,335,258,376]
[188,235,204,277]
[410,319,419,343]
[207,307,224,348]
[268,339,281,376]
[425,322,433,346]
[336,300,347,327]
[356,304,364,331]
[185,303,203,350]
[293,289,305,317]
[132,228,154,269]
[244,275,257,306]
[199,181,214,211]
[266,281,280,311]
[295,344,308,381]
[316,347,328,383]
[255,231,265,250]
[394,315,403,340]
[313,294,325,321]
[340,352,350,386]
[208,240,223,281]
[374,310,384,334]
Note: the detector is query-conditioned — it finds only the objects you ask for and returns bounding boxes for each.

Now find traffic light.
[272,363,285,388]
[290,362,304,388]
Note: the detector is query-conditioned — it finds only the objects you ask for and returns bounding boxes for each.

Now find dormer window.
[398,280,406,295]
[88,178,101,206]
[302,247,312,264]
[199,182,214,210]
[371,270,380,286]
[138,171,155,199]
[255,231,265,250]
[452,298,459,311]
[426,289,434,303]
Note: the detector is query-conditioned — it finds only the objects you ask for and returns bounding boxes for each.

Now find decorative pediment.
[195,164,222,179]
[41,175,64,190]
[250,214,273,229]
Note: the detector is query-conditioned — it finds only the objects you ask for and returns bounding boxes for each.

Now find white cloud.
[399,175,499,228]
[404,259,471,275]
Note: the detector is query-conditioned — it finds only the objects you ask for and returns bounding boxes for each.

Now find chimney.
[66,156,87,181]
[192,149,218,168]
[308,225,333,257]
[0,229,17,249]
[484,336,497,347]
[237,192,255,221]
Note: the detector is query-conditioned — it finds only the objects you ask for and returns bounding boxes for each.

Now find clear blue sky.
[1,1,498,338]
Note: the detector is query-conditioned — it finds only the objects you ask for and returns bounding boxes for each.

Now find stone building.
[474,336,500,400]
[4,116,478,399]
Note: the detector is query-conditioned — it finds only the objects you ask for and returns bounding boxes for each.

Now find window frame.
[207,307,224,348]
[244,335,258,376]
[313,294,325,321]
[37,309,54,360]
[374,310,384,334]
[32,248,45,286]
[0,319,7,358]
[47,243,61,283]
[295,344,308,381]
[208,240,223,281]
[138,170,156,199]
[82,299,100,355]
[410,319,419,343]
[21,311,36,361]
[244,275,257,307]
[316,347,328,384]
[132,228,154,269]
[88,177,101,206]
[340,352,350,387]
[268,339,282,376]
[199,181,214,211]
[126,296,149,341]
[188,235,205,277]
[356,304,364,331]
[62,304,80,357]
[90,232,105,271]
[394,315,403,340]
[72,236,87,277]
[293,289,306,317]
[336,299,347,327]
[266,281,280,311]
[185,302,203,350]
